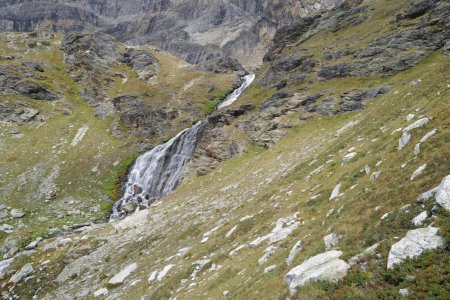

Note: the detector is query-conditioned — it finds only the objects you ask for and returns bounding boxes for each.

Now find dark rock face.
[14,81,58,101]
[113,95,174,138]
[0,101,44,123]
[122,48,160,80]
[397,0,438,20]
[197,57,244,73]
[259,0,450,86]
[0,0,345,66]
[192,104,254,175]
[318,64,352,79]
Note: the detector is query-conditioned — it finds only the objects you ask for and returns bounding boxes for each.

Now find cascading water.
[111,74,254,219]
[217,74,255,109]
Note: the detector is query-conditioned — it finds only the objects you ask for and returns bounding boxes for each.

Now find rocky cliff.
[0,0,345,66]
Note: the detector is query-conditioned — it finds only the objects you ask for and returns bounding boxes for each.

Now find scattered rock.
[225,225,237,238]
[93,288,108,298]
[229,244,247,257]
[412,211,428,226]
[387,227,445,269]
[9,263,33,284]
[403,118,430,133]
[417,186,439,203]
[249,215,300,247]
[156,264,174,281]
[398,132,411,150]
[370,171,381,181]
[420,129,437,143]
[108,263,138,285]
[399,288,410,297]
[348,242,380,266]
[10,209,25,218]
[324,233,342,250]
[284,250,350,293]
[342,152,357,163]
[329,183,342,200]
[435,175,450,211]
[410,164,426,181]
[258,246,278,265]
[264,264,276,273]
[286,241,303,266]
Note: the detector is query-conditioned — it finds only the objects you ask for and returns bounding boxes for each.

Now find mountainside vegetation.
[0,0,449,299]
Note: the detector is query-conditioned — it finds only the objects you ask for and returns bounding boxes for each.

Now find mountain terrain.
[0,0,345,66]
[0,0,450,299]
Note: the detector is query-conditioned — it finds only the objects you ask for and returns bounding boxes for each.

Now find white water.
[218,74,255,109]
[111,74,254,219]
[111,122,205,219]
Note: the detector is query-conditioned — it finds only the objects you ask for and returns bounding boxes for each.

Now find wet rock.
[284,250,349,293]
[9,263,33,284]
[387,227,445,269]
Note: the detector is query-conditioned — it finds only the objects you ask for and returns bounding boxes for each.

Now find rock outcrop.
[0,0,346,66]
[387,227,445,269]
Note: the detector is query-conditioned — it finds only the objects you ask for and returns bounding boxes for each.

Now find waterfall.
[111,74,254,219]
[218,74,255,109]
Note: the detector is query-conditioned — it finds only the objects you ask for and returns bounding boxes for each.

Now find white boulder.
[342,152,357,163]
[108,263,137,285]
[410,164,426,181]
[435,175,450,211]
[403,118,430,133]
[329,183,342,200]
[412,211,428,226]
[324,233,341,250]
[286,241,303,266]
[387,227,445,269]
[398,132,411,150]
[284,250,349,293]
[9,263,33,284]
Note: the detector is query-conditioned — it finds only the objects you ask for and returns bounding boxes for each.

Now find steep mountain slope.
[0,0,449,299]
[0,0,345,66]
[0,31,239,270]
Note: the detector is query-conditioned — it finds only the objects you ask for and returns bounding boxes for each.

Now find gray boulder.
[9,263,33,284]
[387,227,445,269]
[435,175,450,211]
[284,250,349,293]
